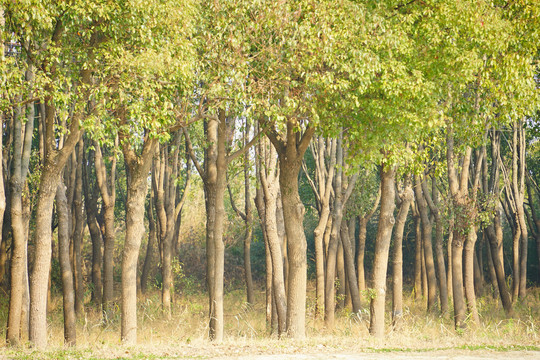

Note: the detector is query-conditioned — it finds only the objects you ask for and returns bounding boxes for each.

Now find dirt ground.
[215,350,540,360]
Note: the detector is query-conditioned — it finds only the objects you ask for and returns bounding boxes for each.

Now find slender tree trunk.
[463,227,480,324]
[341,220,361,313]
[140,189,157,294]
[336,240,346,310]
[369,164,396,338]
[392,181,413,325]
[267,120,314,338]
[451,227,467,329]
[30,170,62,349]
[94,141,117,315]
[120,138,156,345]
[56,184,77,346]
[243,125,254,305]
[414,177,437,312]
[473,240,484,297]
[258,138,288,336]
[83,146,103,306]
[447,221,453,302]
[7,105,28,345]
[309,137,336,317]
[356,217,368,293]
[72,141,85,315]
[413,211,422,300]
[430,180,448,314]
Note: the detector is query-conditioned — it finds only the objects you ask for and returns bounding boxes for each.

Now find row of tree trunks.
[6,91,34,345]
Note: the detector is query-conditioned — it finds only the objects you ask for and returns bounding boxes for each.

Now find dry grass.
[1,284,539,359]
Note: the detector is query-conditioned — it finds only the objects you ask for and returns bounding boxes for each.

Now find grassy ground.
[1,284,539,359]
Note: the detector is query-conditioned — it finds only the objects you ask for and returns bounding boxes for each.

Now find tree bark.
[413,176,438,312]
[369,164,396,338]
[82,146,103,306]
[30,65,84,347]
[56,184,77,346]
[356,188,380,294]
[412,208,422,300]
[266,119,314,338]
[392,179,413,326]
[140,187,157,294]
[120,137,157,345]
[259,140,287,336]
[94,139,117,315]
[308,137,336,317]
[7,99,33,345]
[72,141,85,315]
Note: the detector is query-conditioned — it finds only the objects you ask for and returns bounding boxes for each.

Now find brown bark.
[94,138,117,315]
[307,136,336,317]
[356,188,380,294]
[120,136,157,345]
[266,119,314,338]
[446,126,476,330]
[369,164,396,338]
[483,131,513,316]
[7,99,34,345]
[140,187,157,294]
[430,179,448,314]
[324,131,359,327]
[254,182,273,331]
[243,123,254,305]
[82,146,103,306]
[412,208,422,300]
[259,139,287,336]
[464,228,480,324]
[392,179,413,325]
[413,176,438,312]
[72,141,85,315]
[30,80,83,348]
[340,218,362,313]
[56,184,77,346]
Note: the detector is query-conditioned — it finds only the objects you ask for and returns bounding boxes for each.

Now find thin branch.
[182,127,205,181]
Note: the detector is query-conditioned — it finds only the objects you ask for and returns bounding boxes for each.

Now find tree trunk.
[243,125,254,305]
[356,217,368,293]
[392,181,413,325]
[413,211,422,300]
[451,227,466,329]
[255,181,273,329]
[94,140,117,315]
[259,140,287,336]
[7,103,33,345]
[427,178,449,314]
[140,188,157,294]
[72,141,85,315]
[120,138,156,345]
[463,227,480,324]
[29,170,62,349]
[447,221,453,302]
[413,177,438,312]
[267,119,314,338]
[369,164,396,338]
[56,184,77,346]
[340,220,361,313]
[83,146,103,306]
[309,137,336,317]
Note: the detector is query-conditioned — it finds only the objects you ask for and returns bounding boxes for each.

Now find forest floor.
[1,286,539,359]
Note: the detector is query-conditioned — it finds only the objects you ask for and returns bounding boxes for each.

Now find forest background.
[0,0,540,358]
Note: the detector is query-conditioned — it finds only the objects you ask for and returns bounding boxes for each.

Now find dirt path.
[215,350,540,360]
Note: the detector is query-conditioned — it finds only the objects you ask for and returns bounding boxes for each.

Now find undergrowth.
[0,284,538,359]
